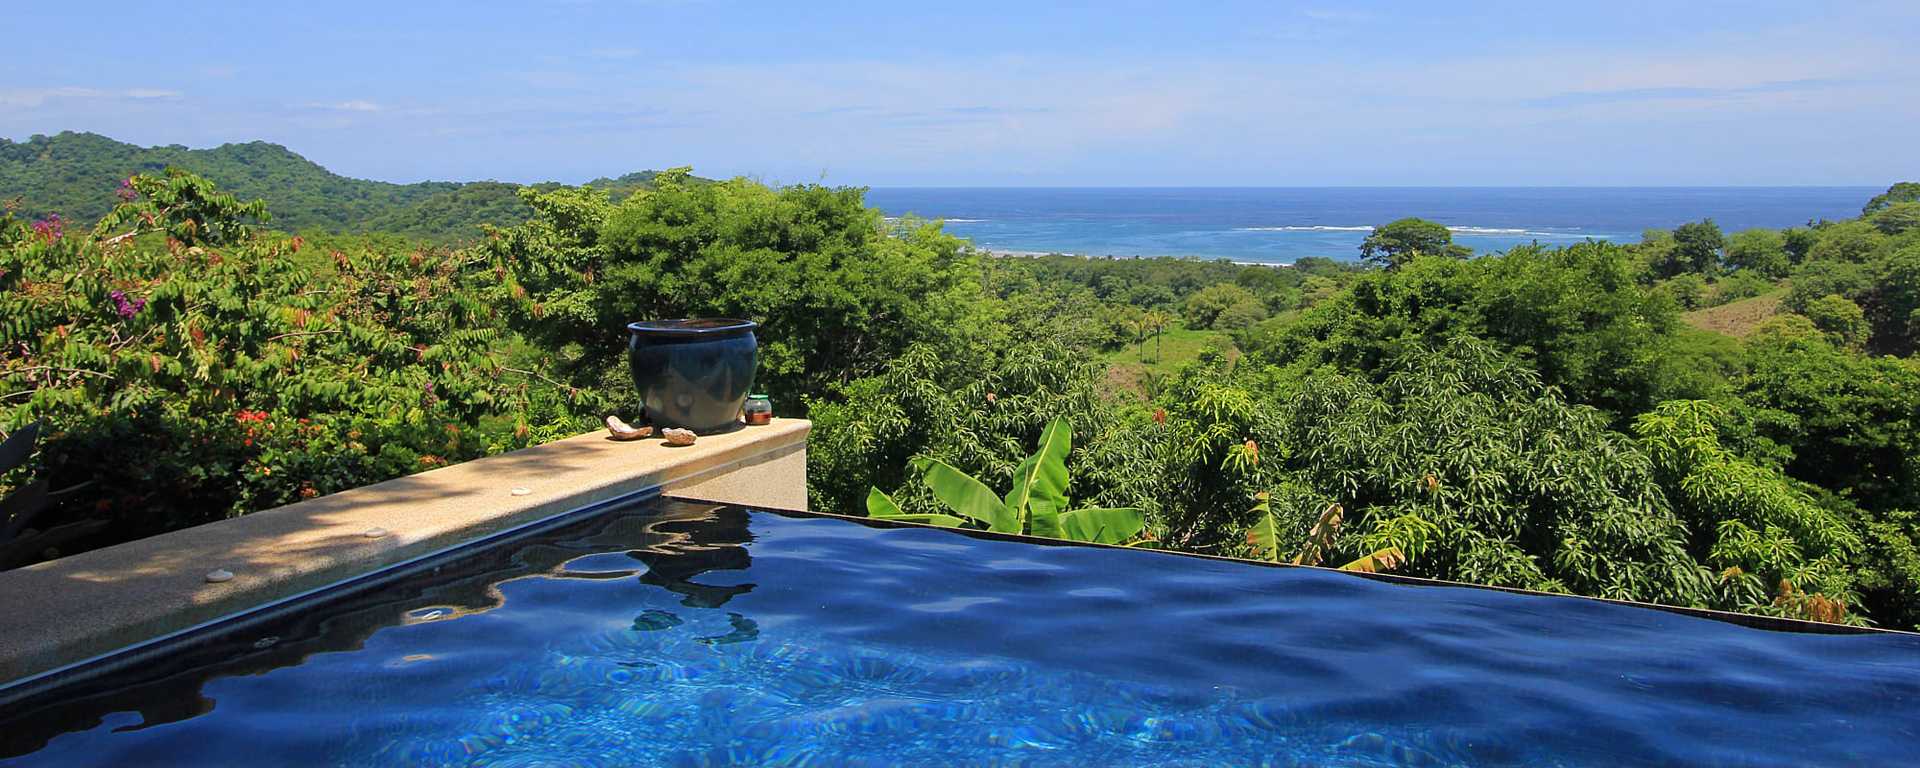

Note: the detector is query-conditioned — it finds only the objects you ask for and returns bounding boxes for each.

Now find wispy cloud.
[1300,8,1377,23]
[0,87,182,108]
[304,100,384,112]
[1523,77,1856,107]
[943,105,1051,116]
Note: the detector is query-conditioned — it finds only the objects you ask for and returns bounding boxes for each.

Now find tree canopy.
[1358,217,1469,268]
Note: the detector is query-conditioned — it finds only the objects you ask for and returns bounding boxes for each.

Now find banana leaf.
[873,513,970,528]
[1058,506,1145,544]
[865,487,905,518]
[913,456,1016,532]
[1339,546,1407,573]
[1244,492,1280,562]
[1003,418,1072,531]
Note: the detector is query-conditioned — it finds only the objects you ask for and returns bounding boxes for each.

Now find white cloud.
[0,87,182,108]
[1300,8,1377,23]
[305,100,383,112]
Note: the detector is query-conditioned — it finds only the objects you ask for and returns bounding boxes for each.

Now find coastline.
[974,247,1296,268]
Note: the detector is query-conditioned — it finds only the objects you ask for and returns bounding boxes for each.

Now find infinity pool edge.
[0,419,809,687]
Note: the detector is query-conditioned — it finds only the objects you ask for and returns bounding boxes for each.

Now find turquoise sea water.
[864,187,1879,264]
[6,498,1917,766]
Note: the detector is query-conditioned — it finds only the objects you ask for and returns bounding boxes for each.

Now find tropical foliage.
[866,418,1147,544]
[0,170,586,556]
[5,156,1919,632]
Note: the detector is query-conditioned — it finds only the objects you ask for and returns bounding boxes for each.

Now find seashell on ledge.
[605,415,653,441]
[661,427,697,446]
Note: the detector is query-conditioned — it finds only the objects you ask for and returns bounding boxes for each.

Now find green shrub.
[0,172,583,560]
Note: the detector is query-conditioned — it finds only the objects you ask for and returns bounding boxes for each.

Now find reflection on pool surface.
[4,497,1918,766]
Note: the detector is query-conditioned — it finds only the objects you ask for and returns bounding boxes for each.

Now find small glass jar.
[742,394,773,426]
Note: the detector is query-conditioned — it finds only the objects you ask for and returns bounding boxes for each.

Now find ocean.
[862,187,1878,265]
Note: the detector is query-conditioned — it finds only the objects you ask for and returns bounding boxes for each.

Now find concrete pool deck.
[0,419,809,686]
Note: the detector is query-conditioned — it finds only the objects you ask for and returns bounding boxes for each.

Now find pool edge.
[0,419,809,688]
[761,506,1918,638]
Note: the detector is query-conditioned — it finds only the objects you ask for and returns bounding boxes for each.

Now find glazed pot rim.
[626,318,758,337]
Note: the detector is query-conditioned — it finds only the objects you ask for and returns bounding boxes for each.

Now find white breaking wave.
[1234,225,1374,232]
[1236,224,1604,239]
[881,216,987,223]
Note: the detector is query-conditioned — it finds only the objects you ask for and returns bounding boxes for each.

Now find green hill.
[0,132,668,242]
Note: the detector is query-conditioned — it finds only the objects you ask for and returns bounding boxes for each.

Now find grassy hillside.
[1683,288,1787,339]
[1102,324,1239,395]
[0,132,669,242]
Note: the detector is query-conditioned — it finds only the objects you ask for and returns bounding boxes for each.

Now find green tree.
[1248,241,1713,418]
[1635,401,1863,623]
[1806,220,1887,264]
[1139,309,1172,360]
[1802,294,1868,349]
[1781,227,1819,264]
[1182,283,1266,330]
[1359,217,1469,268]
[1706,270,1775,307]
[1868,201,1920,235]
[1867,246,1920,354]
[1785,260,1871,313]
[483,172,989,412]
[1863,181,1920,216]
[1736,317,1920,515]
[1725,228,1791,278]
[1658,219,1725,278]
[806,342,1139,523]
[1213,298,1270,331]
[92,168,269,247]
[1267,338,1710,603]
[1661,273,1708,310]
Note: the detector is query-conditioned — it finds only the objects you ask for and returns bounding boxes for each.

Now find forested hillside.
[4,164,1919,631]
[0,132,667,242]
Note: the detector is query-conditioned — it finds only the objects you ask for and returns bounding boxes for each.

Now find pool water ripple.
[4,498,1918,766]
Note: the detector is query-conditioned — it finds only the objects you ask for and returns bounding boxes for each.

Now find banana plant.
[867,418,1147,545]
[1245,492,1406,573]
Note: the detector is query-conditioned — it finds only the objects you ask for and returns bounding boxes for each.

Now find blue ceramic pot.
[626,319,758,434]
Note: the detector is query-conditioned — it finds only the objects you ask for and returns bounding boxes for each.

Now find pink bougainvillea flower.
[108,289,146,319]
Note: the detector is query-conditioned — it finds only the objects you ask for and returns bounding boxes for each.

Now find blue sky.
[3,1,1916,186]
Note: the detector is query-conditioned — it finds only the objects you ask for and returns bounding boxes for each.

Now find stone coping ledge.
[0,419,809,686]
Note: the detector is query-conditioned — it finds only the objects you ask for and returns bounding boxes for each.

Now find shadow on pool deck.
[0,420,810,687]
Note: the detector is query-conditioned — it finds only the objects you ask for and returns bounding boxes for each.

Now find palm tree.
[1141,310,1172,362]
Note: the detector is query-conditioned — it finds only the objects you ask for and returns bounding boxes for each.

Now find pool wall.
[0,419,809,687]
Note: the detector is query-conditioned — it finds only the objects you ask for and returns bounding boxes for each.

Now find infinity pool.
[3,497,1917,766]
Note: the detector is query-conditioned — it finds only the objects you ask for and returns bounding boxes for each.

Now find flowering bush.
[0,171,589,560]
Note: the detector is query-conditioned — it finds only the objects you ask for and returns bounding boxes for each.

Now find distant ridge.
[0,132,668,242]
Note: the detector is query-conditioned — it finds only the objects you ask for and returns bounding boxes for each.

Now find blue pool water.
[863,187,1879,264]
[4,498,1918,766]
